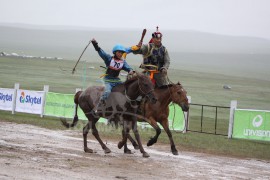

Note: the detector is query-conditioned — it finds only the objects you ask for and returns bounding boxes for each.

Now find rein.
[124,89,137,102]
[161,83,182,132]
[165,82,188,133]
[137,76,154,98]
[124,75,154,101]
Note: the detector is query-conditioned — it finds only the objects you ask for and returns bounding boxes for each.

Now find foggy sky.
[1,0,270,39]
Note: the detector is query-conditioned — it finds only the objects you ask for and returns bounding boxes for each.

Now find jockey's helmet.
[112,44,126,54]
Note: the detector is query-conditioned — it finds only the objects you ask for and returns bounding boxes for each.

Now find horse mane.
[156,82,182,89]
[124,71,145,86]
[157,84,173,89]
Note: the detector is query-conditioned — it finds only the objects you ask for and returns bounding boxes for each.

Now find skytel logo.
[0,93,13,103]
[19,92,41,106]
[244,114,270,138]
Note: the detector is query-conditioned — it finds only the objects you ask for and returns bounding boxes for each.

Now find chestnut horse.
[61,73,157,158]
[126,82,189,155]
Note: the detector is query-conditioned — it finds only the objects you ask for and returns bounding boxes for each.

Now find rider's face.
[153,37,162,46]
[115,51,124,59]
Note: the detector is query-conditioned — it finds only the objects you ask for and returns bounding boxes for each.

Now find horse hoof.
[133,145,139,150]
[142,152,150,158]
[172,151,179,155]
[104,148,111,154]
[147,141,154,146]
[118,141,124,149]
[84,148,94,153]
[124,149,133,154]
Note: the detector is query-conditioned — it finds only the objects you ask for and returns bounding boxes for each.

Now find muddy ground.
[0,121,270,180]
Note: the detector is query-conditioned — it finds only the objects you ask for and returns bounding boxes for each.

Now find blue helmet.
[112,44,126,54]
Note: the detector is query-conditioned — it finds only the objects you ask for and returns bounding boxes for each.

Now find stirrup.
[94,100,106,113]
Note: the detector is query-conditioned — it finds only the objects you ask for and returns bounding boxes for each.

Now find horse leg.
[91,119,111,154]
[83,122,94,153]
[122,129,132,154]
[123,129,140,154]
[127,133,139,150]
[118,121,130,150]
[131,119,149,158]
[160,118,178,155]
[147,117,161,146]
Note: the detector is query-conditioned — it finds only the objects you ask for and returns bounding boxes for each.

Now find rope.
[164,74,186,133]
[171,102,176,131]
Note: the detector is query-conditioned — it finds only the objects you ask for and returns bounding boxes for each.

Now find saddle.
[140,64,159,86]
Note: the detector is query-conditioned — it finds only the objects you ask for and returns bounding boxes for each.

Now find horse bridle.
[137,76,155,99]
[124,76,154,101]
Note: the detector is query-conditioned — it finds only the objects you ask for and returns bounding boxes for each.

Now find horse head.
[125,72,157,104]
[171,82,189,112]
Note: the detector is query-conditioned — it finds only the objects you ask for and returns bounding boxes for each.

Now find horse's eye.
[177,91,181,94]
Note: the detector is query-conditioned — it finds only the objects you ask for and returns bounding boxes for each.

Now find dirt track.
[1,121,270,180]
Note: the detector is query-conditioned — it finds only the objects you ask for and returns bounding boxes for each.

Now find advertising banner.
[44,92,75,118]
[44,92,105,122]
[0,88,15,111]
[15,90,44,114]
[233,109,270,141]
[44,92,184,128]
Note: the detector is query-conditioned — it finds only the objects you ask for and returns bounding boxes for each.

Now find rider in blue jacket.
[91,39,134,111]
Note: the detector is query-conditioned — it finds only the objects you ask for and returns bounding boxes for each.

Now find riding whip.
[72,40,91,74]
[138,29,147,46]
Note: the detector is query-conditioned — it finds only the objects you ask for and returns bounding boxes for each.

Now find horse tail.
[74,91,82,104]
[61,91,82,128]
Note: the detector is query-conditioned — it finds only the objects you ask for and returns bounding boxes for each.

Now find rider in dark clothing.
[128,28,170,87]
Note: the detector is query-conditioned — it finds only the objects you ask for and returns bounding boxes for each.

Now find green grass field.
[1,56,270,160]
[1,56,270,109]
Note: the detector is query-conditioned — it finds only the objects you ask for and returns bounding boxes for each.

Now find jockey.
[127,27,170,87]
[91,39,134,111]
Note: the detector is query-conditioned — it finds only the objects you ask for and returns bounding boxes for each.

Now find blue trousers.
[101,80,122,100]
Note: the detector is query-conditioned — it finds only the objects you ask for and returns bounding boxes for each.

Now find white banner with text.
[15,90,45,114]
[0,88,15,111]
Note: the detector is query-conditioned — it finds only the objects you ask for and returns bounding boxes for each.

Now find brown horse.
[61,73,157,158]
[126,82,189,155]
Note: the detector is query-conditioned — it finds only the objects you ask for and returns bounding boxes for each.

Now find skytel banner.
[15,90,44,114]
[0,88,14,111]
[233,109,270,141]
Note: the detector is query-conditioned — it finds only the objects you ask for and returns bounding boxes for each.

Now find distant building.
[223,85,231,90]
[0,52,8,56]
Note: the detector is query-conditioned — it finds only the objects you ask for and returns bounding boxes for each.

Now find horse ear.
[177,81,180,85]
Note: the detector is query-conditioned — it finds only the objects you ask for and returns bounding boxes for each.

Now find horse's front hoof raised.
[147,139,155,146]
[118,141,124,149]
[142,152,150,158]
[104,148,111,154]
[84,147,94,153]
